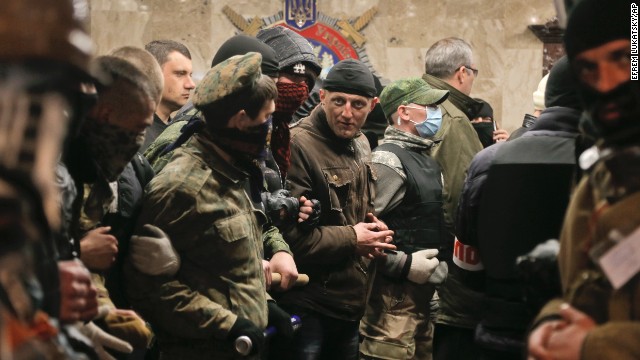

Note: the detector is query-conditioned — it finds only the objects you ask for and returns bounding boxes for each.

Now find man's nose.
[341,102,353,119]
[185,76,196,90]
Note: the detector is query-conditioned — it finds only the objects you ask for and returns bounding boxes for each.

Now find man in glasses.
[421,37,486,360]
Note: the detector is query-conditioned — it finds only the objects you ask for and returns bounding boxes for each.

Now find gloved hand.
[262,189,300,227]
[299,198,321,231]
[228,317,264,356]
[406,249,445,284]
[129,224,180,276]
[267,301,294,340]
[77,321,133,360]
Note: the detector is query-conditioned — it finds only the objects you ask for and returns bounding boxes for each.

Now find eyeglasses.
[462,65,479,77]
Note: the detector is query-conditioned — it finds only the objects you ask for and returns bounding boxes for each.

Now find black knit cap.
[474,99,493,119]
[323,59,377,98]
[564,0,628,61]
[257,26,321,76]
[210,34,279,78]
[545,56,582,110]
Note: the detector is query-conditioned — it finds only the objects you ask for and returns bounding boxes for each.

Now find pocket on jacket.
[322,167,354,211]
[214,212,253,242]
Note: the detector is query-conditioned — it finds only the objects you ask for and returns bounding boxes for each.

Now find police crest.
[222,1,378,75]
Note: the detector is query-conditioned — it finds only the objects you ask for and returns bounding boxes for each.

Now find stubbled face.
[320,90,376,139]
[160,51,195,112]
[573,39,631,123]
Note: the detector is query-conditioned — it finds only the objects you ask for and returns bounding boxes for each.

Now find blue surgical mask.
[408,106,442,138]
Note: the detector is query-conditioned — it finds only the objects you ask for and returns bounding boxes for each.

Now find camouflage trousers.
[359,274,436,360]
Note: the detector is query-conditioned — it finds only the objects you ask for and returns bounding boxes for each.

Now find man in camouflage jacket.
[124,53,292,359]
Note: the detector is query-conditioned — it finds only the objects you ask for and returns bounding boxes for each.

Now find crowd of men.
[0,0,637,359]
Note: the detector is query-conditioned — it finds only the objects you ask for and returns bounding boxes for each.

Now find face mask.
[276,82,309,115]
[81,120,144,181]
[580,80,640,144]
[212,116,273,160]
[409,106,443,138]
[472,122,495,148]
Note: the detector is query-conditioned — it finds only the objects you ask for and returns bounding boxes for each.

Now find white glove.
[130,224,180,276]
[407,249,441,284]
[77,321,133,360]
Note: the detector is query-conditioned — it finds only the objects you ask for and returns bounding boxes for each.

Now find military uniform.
[125,133,268,359]
[124,52,271,359]
[535,151,640,359]
[360,127,442,360]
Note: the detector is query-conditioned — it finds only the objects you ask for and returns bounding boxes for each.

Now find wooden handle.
[271,273,309,286]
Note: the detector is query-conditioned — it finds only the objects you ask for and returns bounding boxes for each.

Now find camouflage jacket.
[124,133,268,356]
[536,153,640,360]
[277,105,376,321]
[144,107,292,258]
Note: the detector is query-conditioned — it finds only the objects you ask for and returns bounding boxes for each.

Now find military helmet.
[0,0,93,74]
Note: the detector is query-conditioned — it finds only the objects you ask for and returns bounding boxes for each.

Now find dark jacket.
[278,105,376,321]
[103,154,154,308]
[454,106,580,352]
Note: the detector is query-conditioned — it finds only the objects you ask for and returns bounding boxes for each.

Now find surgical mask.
[407,105,443,138]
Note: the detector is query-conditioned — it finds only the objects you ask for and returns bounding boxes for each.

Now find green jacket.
[422,73,483,230]
[536,156,640,360]
[422,74,484,328]
[124,133,267,358]
[278,105,376,321]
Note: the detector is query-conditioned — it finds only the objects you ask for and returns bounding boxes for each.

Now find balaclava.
[257,26,321,179]
[472,100,495,148]
[564,0,637,145]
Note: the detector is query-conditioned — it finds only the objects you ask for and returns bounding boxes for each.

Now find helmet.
[0,0,93,74]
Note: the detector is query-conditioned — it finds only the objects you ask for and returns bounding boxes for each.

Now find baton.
[270,273,309,286]
[234,315,301,356]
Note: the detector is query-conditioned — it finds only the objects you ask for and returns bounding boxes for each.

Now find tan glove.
[77,321,133,360]
[129,224,180,276]
[407,249,445,284]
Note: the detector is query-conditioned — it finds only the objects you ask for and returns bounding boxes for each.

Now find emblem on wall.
[222,0,378,75]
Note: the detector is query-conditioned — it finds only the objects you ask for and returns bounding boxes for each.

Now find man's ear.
[370,97,379,112]
[319,89,326,105]
[227,109,247,129]
[457,66,468,85]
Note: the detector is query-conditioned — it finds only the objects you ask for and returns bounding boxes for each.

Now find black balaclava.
[564,0,638,145]
[472,99,495,148]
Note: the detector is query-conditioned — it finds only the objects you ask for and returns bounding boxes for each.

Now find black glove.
[228,317,264,355]
[263,189,300,227]
[267,301,294,340]
[299,199,321,231]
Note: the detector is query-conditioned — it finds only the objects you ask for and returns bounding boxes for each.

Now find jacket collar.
[381,126,438,152]
[422,73,483,120]
[186,132,249,184]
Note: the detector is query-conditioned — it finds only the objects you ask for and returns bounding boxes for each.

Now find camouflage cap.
[193,52,262,108]
[379,77,449,118]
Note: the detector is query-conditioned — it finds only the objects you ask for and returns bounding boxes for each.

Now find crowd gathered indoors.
[1,0,638,359]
